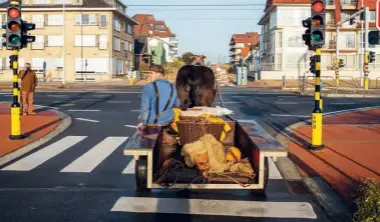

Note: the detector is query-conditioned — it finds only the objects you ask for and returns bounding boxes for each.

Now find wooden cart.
[124,118,287,194]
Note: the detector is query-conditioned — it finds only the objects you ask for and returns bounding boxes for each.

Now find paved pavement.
[289,108,380,208]
[0,103,60,157]
[1,87,379,221]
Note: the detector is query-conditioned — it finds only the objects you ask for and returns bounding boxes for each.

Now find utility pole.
[62,1,66,85]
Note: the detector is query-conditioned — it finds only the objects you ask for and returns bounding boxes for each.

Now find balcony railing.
[340,0,358,6]
[326,0,335,5]
[327,19,335,27]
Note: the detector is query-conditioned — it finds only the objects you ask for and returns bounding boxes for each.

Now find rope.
[153,160,254,190]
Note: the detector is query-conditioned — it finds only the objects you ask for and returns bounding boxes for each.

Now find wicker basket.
[177,120,224,145]
[179,116,206,122]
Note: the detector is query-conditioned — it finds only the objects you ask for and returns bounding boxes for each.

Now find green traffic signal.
[312,31,323,41]
[9,35,21,44]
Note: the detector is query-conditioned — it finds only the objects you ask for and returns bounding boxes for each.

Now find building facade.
[0,0,137,82]
[257,0,380,80]
[229,32,260,66]
[133,14,179,63]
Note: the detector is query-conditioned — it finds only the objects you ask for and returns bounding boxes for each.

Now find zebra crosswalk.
[0,135,282,180]
[1,136,131,174]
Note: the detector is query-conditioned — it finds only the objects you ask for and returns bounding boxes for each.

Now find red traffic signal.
[312,1,324,13]
[8,7,20,18]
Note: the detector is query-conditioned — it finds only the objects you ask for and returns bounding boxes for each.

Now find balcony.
[340,0,358,9]
[327,19,336,27]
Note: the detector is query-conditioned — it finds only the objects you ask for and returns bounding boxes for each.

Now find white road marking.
[122,159,135,174]
[124,125,136,128]
[274,102,299,105]
[93,94,111,98]
[75,118,99,123]
[277,96,298,98]
[107,101,131,104]
[330,102,355,105]
[130,110,139,112]
[61,137,129,173]
[231,96,250,98]
[270,114,310,118]
[111,197,317,219]
[223,102,242,104]
[67,109,101,112]
[47,95,67,98]
[1,136,87,171]
[0,93,12,95]
[34,105,59,110]
[268,158,283,179]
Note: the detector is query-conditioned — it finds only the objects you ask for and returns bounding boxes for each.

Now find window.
[370,11,376,22]
[75,14,96,25]
[124,40,129,51]
[155,24,164,28]
[277,32,282,48]
[32,58,44,69]
[75,35,97,47]
[127,24,133,34]
[113,17,120,31]
[338,33,355,49]
[54,0,72,4]
[321,54,332,70]
[287,34,304,47]
[99,35,107,50]
[47,35,63,47]
[113,36,121,51]
[47,14,63,26]
[75,58,109,73]
[99,15,107,28]
[32,14,44,28]
[33,0,49,4]
[286,53,307,68]
[32,35,44,49]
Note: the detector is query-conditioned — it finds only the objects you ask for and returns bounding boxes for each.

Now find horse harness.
[152,81,175,125]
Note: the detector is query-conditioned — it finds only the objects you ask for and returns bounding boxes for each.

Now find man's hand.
[137,122,144,133]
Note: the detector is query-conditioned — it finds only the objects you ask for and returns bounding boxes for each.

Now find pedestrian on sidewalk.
[137,65,180,143]
[19,63,38,116]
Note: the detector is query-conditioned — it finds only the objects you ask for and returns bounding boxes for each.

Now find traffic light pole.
[310,47,324,150]
[364,7,370,90]
[9,49,23,140]
[335,26,340,86]
[364,51,369,90]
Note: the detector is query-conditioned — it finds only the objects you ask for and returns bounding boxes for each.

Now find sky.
[123,0,266,63]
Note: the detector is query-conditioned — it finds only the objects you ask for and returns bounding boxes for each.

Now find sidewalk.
[0,104,61,157]
[288,109,380,206]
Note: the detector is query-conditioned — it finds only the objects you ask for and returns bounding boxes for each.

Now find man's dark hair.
[150,65,165,75]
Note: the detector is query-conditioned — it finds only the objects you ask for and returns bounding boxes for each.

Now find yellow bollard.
[309,48,324,150]
[9,49,24,140]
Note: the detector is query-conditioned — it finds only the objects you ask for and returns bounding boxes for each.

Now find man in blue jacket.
[137,65,180,131]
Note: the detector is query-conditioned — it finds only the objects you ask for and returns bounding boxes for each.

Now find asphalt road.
[1,86,378,221]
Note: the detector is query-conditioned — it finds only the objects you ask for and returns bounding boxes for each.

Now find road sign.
[377,0,380,30]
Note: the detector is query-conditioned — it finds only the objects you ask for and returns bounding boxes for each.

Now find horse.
[175,63,216,111]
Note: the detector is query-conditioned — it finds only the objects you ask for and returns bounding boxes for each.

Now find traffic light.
[349,17,356,25]
[309,55,316,73]
[21,21,36,48]
[339,59,345,68]
[302,18,311,48]
[310,0,326,48]
[369,51,376,63]
[8,55,17,69]
[4,4,22,49]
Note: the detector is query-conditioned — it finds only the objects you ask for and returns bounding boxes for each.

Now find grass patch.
[353,178,380,222]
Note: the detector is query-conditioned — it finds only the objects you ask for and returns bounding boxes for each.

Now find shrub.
[354,178,380,222]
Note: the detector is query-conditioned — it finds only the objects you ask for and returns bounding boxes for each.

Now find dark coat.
[19,69,38,92]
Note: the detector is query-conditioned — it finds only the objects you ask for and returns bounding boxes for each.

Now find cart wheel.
[251,157,269,198]
[135,156,150,192]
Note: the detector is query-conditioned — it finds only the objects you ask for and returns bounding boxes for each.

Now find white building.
[257,0,380,80]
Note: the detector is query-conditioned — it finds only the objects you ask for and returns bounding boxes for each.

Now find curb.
[299,92,380,98]
[272,106,380,221]
[0,108,72,167]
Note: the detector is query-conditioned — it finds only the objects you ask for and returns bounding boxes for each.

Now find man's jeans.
[22,91,34,113]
